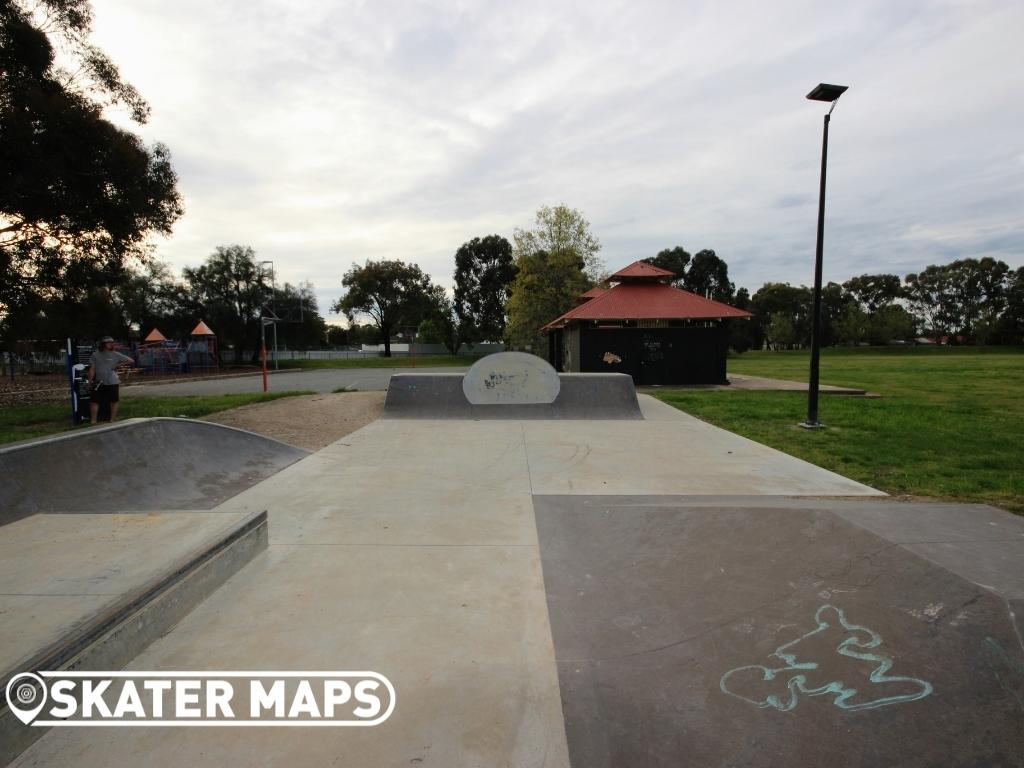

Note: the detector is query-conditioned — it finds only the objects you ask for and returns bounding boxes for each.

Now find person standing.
[87,336,133,424]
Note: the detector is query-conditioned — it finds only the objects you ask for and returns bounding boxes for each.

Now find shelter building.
[542,260,751,385]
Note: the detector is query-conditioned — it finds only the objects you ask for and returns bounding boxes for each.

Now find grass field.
[282,355,477,370]
[654,346,1024,513]
[0,392,313,446]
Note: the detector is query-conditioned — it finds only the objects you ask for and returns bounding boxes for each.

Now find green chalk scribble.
[720,604,933,712]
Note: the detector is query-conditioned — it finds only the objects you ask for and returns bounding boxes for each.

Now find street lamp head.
[807,83,848,102]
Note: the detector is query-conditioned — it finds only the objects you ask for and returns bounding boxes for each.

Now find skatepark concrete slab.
[521,396,881,496]
[534,495,1024,768]
[0,418,308,524]
[13,390,1023,767]
[0,511,248,675]
[15,417,572,768]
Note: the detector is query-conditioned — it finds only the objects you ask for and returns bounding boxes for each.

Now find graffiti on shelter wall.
[719,604,933,712]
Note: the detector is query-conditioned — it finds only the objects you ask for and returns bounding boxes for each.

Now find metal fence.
[267,343,504,361]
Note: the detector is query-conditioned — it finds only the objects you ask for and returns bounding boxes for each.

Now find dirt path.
[201,391,385,451]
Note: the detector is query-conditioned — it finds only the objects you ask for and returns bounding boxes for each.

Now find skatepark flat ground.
[15,395,879,767]
[13,396,1024,767]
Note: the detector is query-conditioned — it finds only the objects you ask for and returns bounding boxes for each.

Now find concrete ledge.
[0,510,268,766]
[383,373,644,420]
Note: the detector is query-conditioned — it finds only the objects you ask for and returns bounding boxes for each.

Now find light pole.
[801,82,848,429]
[259,260,281,371]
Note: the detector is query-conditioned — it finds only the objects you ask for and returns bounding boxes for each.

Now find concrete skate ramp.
[535,495,1024,768]
[383,373,643,420]
[0,418,308,525]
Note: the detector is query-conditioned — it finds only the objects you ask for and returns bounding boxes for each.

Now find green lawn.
[0,392,313,446]
[281,355,477,370]
[654,347,1024,513]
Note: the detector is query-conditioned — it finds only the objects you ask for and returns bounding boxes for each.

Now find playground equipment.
[137,328,185,373]
[186,320,219,370]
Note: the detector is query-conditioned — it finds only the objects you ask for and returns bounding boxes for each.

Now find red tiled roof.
[577,286,607,301]
[542,281,751,330]
[610,261,676,281]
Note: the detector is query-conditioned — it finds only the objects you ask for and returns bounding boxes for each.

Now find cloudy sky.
[91,0,1024,323]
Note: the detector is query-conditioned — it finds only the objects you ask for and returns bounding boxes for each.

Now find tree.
[418,286,461,354]
[512,204,604,282]
[326,323,378,348]
[868,304,916,344]
[684,249,734,302]
[750,283,813,349]
[504,249,591,356]
[728,286,759,353]
[0,0,182,341]
[332,260,435,357]
[996,267,1024,345]
[326,325,348,347]
[453,235,516,342]
[766,313,797,350]
[643,246,690,285]
[904,266,951,338]
[952,257,1010,340]
[821,281,856,347]
[183,246,268,362]
[271,282,327,350]
[112,259,188,338]
[905,258,1010,340]
[834,304,870,346]
[843,274,904,312]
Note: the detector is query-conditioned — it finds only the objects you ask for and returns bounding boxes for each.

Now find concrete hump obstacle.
[0,418,309,526]
[383,352,643,420]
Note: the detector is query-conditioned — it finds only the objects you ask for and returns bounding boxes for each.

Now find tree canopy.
[512,204,604,282]
[453,234,516,342]
[182,246,269,362]
[504,249,591,355]
[332,260,436,356]
[643,246,690,285]
[905,258,1010,340]
[842,274,905,312]
[0,0,182,341]
[684,249,735,302]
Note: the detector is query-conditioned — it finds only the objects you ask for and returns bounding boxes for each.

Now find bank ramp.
[383,352,643,420]
[0,418,308,525]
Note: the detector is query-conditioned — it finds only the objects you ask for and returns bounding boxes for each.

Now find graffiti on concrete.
[462,351,561,405]
[720,604,933,712]
[983,636,1024,711]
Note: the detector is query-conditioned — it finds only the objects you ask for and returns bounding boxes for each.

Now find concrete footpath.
[13,397,1024,767]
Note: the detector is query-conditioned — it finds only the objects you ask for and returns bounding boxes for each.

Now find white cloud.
[89,0,1024,321]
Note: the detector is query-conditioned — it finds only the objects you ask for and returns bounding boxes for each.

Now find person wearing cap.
[87,337,134,424]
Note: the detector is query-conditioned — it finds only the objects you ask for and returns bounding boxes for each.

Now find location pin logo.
[5,673,48,725]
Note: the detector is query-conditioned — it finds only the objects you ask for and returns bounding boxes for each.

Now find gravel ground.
[201,391,385,451]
